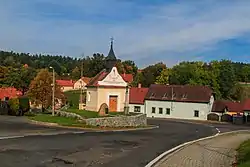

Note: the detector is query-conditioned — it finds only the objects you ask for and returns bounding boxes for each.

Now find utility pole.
[80,53,84,104]
[49,66,55,116]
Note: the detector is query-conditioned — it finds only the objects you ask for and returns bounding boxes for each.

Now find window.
[159,108,163,114]
[166,108,170,115]
[194,110,199,117]
[152,107,156,113]
[134,106,141,113]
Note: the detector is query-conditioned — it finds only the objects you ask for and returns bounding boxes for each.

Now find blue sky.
[1,0,250,67]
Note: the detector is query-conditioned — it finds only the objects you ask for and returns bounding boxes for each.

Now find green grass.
[29,114,85,127]
[28,113,147,129]
[64,90,86,109]
[237,139,250,167]
[65,109,140,118]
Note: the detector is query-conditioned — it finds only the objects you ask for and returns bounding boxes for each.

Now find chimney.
[138,83,141,88]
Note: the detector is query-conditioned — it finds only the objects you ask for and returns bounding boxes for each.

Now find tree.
[28,69,64,111]
[131,72,143,87]
[141,62,166,87]
[241,66,250,83]
[218,60,236,99]
[71,66,81,80]
[155,68,171,84]
[122,60,138,76]
[4,67,37,94]
[0,66,9,86]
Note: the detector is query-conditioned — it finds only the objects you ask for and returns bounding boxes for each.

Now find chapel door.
[109,96,118,112]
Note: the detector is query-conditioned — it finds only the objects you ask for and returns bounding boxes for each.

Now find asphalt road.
[0,117,249,167]
[0,116,84,137]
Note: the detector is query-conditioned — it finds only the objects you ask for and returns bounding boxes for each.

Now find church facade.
[85,40,133,112]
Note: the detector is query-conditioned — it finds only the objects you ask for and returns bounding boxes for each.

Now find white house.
[144,84,214,120]
[129,84,148,113]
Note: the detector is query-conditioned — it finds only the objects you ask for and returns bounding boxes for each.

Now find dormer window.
[182,93,187,99]
[150,93,155,98]
[163,93,168,98]
[172,92,176,98]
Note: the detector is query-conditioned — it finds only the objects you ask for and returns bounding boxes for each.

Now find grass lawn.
[29,114,85,127]
[28,113,147,130]
[237,139,250,167]
[65,108,140,118]
[64,90,85,109]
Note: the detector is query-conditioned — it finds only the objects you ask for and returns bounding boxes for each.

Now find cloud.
[1,0,250,67]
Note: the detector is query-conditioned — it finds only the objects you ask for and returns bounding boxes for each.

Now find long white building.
[129,84,214,120]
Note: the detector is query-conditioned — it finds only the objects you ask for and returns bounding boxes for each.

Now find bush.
[8,98,20,115]
[18,96,30,113]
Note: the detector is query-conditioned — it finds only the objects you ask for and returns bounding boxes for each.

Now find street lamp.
[49,66,55,116]
[124,85,129,115]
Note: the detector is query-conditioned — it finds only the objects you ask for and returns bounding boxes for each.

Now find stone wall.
[85,114,147,127]
[55,110,84,120]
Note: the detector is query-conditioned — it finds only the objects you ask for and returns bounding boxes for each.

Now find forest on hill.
[1,50,250,101]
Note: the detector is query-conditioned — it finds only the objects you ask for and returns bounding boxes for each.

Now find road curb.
[145,129,250,167]
[29,120,159,132]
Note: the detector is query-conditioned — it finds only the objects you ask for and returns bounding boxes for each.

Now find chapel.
[85,39,133,112]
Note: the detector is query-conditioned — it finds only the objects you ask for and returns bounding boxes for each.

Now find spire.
[106,37,116,60]
[105,37,117,71]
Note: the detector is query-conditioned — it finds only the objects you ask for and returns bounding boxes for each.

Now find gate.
[207,113,219,121]
[221,114,232,122]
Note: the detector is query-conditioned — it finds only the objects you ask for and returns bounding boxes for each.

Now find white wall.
[145,100,212,120]
[129,104,145,114]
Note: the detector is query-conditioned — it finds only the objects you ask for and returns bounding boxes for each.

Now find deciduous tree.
[28,69,64,111]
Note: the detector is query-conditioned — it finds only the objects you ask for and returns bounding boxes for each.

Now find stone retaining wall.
[85,114,147,127]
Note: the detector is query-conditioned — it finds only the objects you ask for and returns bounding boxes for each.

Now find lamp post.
[49,66,55,116]
[124,85,129,115]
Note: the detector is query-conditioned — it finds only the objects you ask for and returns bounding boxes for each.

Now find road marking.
[0,135,25,140]
[145,127,221,167]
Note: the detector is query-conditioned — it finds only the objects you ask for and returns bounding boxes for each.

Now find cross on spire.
[110,37,114,46]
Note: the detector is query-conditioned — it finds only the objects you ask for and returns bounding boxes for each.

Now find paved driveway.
[0,117,248,167]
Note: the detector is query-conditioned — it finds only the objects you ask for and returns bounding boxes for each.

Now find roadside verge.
[145,129,250,167]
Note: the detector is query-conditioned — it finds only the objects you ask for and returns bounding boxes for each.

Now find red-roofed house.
[144,84,214,120]
[85,40,133,112]
[56,80,74,92]
[74,77,92,90]
[0,87,22,101]
[129,84,148,113]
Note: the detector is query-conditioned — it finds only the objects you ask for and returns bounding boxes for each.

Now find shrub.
[8,98,20,115]
[18,96,30,113]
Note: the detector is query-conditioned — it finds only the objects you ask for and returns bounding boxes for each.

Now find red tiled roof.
[145,84,213,103]
[242,99,250,111]
[225,101,242,112]
[121,73,133,83]
[0,87,22,100]
[81,77,91,84]
[212,100,227,112]
[212,100,243,113]
[129,87,149,104]
[86,69,133,87]
[56,80,74,87]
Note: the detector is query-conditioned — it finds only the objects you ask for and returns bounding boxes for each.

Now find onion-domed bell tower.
[105,37,117,72]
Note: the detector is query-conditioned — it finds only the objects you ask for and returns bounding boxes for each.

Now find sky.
[1,0,250,68]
